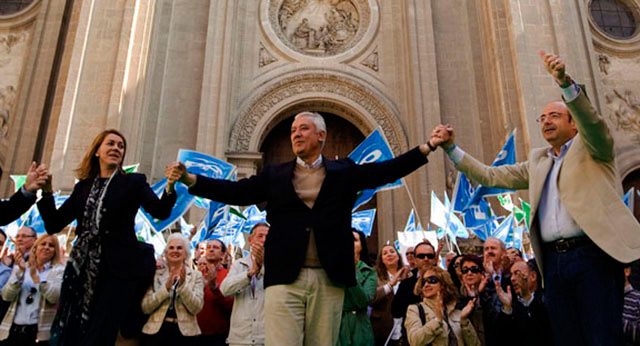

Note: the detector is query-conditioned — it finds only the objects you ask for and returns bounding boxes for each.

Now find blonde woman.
[405,267,480,346]
[142,233,204,346]
[0,234,64,346]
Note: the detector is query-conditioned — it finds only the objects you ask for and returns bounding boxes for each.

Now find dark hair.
[0,228,6,240]
[447,254,463,290]
[209,239,226,253]
[506,247,522,258]
[76,129,127,180]
[249,222,269,236]
[351,228,371,267]
[460,255,483,271]
[414,241,435,254]
[375,243,404,283]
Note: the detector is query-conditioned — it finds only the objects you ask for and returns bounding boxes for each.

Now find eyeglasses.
[16,234,36,239]
[405,251,414,256]
[25,287,37,305]
[461,266,482,274]
[423,275,440,284]
[535,112,563,123]
[415,253,436,260]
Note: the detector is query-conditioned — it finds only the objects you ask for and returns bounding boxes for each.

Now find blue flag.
[452,173,474,214]
[491,213,514,243]
[349,128,403,211]
[403,209,418,233]
[352,209,376,236]
[141,150,236,233]
[623,187,635,212]
[464,130,517,210]
[242,205,268,233]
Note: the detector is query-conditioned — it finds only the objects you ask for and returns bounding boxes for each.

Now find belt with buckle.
[164,317,178,324]
[11,324,37,335]
[545,236,590,253]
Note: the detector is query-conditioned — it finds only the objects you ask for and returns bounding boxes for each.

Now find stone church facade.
[0,0,639,250]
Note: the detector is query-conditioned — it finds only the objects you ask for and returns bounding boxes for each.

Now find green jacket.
[338,261,378,346]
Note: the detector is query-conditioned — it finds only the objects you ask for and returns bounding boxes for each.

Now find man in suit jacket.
[0,162,48,226]
[173,112,437,346]
[431,51,640,346]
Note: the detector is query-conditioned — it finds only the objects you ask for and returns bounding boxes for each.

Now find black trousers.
[0,324,49,346]
[142,322,197,346]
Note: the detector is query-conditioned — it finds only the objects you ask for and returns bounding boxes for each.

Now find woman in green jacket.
[338,229,378,346]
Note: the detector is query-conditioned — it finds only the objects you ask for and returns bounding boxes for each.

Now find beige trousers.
[264,268,345,346]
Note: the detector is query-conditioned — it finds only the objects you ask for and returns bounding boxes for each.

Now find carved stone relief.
[605,89,640,143]
[269,0,371,57]
[360,47,378,71]
[229,72,406,155]
[598,53,610,75]
[259,42,278,68]
[0,31,29,139]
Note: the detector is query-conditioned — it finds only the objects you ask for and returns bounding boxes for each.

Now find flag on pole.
[519,198,531,228]
[351,209,376,237]
[242,205,268,233]
[348,128,403,211]
[10,175,26,192]
[491,213,514,243]
[430,192,467,242]
[464,130,517,209]
[451,173,474,214]
[123,163,139,173]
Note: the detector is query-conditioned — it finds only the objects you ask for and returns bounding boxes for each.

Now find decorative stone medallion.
[269,0,371,57]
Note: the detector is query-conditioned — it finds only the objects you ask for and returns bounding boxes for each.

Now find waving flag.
[349,128,403,211]
[431,192,467,244]
[464,130,517,209]
[491,213,514,243]
[352,209,376,236]
[242,205,268,233]
[623,187,636,212]
[10,175,26,192]
[403,209,419,233]
[506,225,524,250]
[141,150,236,233]
[451,173,474,214]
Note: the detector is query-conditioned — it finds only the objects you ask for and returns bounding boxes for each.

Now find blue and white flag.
[430,192,467,241]
[141,150,236,233]
[463,198,492,229]
[451,173,474,214]
[464,130,517,209]
[242,205,268,233]
[352,209,376,236]
[403,209,418,233]
[506,225,524,250]
[491,213,514,243]
[349,128,403,211]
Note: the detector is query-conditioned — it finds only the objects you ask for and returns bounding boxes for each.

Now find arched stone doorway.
[259,111,380,257]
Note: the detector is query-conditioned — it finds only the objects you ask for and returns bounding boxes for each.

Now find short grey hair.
[164,233,191,265]
[294,111,327,134]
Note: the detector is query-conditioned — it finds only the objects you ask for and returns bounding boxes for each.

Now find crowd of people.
[0,51,638,346]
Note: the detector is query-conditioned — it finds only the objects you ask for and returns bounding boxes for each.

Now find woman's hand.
[30,266,40,284]
[460,297,477,319]
[14,251,26,273]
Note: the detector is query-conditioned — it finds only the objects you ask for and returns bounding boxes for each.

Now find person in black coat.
[0,162,48,226]
[37,129,178,346]
[169,111,438,345]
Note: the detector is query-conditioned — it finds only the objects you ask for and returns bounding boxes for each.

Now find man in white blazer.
[431,51,640,346]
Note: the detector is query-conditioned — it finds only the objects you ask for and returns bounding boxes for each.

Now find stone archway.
[227,70,408,157]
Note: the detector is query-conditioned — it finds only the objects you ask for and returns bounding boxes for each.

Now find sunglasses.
[461,266,482,274]
[415,253,436,260]
[25,287,37,305]
[423,275,440,284]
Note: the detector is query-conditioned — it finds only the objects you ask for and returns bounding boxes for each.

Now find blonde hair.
[29,234,62,267]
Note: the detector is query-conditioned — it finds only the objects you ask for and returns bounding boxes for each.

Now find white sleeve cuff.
[446,145,465,165]
[562,83,580,103]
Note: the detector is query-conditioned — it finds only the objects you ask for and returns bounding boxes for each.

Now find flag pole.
[402,179,429,239]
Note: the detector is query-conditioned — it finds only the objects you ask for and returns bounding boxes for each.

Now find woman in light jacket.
[404,267,480,346]
[142,233,204,346]
[0,234,64,346]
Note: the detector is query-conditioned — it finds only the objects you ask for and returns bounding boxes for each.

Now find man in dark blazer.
[0,162,48,226]
[174,112,438,346]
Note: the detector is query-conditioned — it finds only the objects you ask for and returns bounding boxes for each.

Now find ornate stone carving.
[0,85,17,138]
[360,47,378,71]
[605,89,640,143]
[269,0,371,57]
[598,54,610,75]
[0,33,27,54]
[259,43,278,68]
[229,72,407,155]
